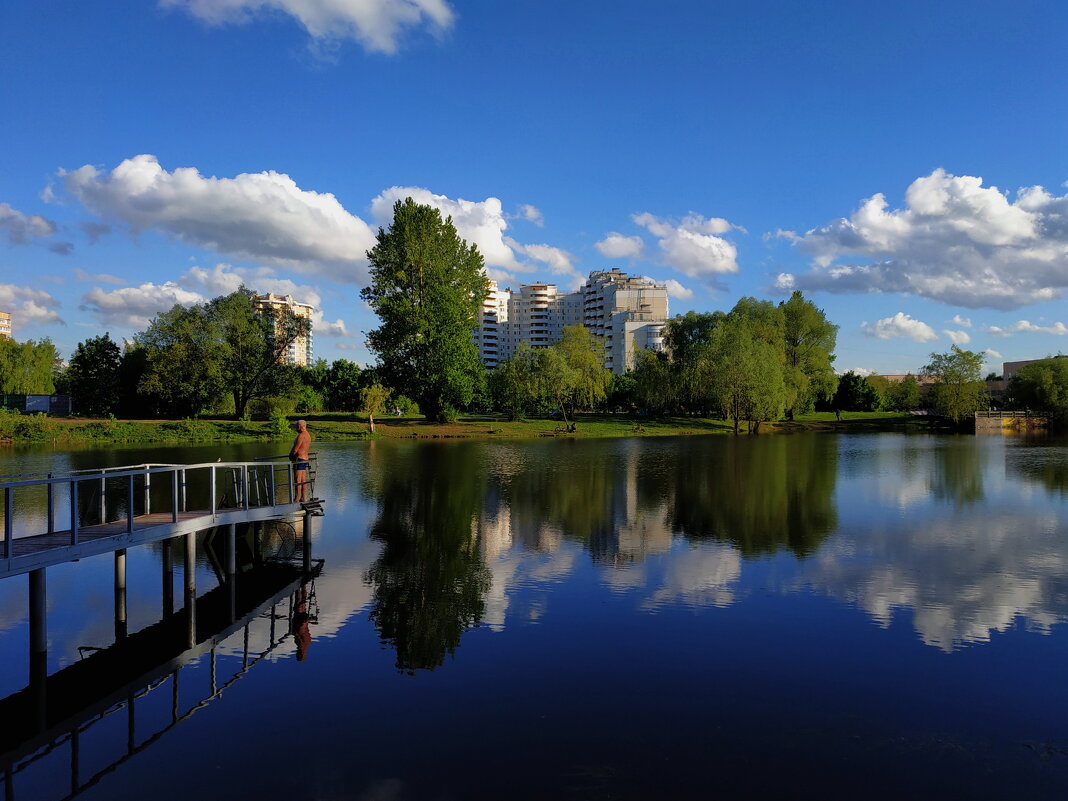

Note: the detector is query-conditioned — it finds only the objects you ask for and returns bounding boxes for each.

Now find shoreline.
[0,411,929,447]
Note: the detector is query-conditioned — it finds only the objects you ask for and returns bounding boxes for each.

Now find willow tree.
[709,316,785,434]
[779,291,838,418]
[361,198,488,422]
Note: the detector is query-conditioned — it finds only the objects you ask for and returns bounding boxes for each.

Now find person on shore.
[289,419,312,503]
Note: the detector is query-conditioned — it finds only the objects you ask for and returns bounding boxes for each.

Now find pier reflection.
[0,519,322,801]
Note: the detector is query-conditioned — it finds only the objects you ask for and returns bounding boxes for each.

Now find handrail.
[0,460,292,491]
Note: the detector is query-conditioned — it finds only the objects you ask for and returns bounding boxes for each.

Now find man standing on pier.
[289,419,312,503]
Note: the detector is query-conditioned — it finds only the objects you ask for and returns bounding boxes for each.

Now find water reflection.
[362,442,492,673]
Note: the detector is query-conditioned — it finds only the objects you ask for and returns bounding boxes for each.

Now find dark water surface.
[2,433,1068,799]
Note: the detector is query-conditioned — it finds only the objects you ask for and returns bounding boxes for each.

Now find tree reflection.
[929,438,984,506]
[668,435,838,557]
[362,442,491,673]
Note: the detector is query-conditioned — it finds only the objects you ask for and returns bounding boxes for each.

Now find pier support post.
[115,549,127,641]
[162,538,174,618]
[302,511,312,576]
[184,532,196,648]
[29,568,47,733]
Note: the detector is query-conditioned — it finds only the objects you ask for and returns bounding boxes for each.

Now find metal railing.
[0,457,314,559]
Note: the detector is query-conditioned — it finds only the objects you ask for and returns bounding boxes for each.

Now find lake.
[1,432,1067,800]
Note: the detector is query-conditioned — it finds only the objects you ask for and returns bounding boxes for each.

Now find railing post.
[242,467,249,511]
[268,467,276,506]
[98,471,106,525]
[180,468,187,512]
[70,479,79,545]
[209,467,217,516]
[171,469,179,524]
[126,474,135,534]
[287,464,294,505]
[3,487,12,560]
[143,469,151,516]
[47,473,54,534]
[184,532,196,649]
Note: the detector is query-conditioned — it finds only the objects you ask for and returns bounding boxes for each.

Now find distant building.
[0,311,11,339]
[252,293,314,366]
[1002,356,1068,382]
[475,269,669,375]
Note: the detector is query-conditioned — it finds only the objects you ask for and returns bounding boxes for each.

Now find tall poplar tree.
[361,198,488,422]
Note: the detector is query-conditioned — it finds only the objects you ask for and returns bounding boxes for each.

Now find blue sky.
[2,0,1067,375]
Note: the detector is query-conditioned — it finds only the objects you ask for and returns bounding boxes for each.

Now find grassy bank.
[0,409,926,446]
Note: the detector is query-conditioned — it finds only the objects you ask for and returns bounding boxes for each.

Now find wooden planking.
[8,510,212,558]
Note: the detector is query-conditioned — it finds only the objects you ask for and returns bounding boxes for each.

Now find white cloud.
[161,0,454,54]
[943,329,971,345]
[371,186,523,272]
[516,204,543,226]
[985,348,1003,360]
[986,325,1011,337]
[62,154,376,284]
[863,312,938,342]
[631,212,740,281]
[663,279,693,300]
[508,242,583,289]
[950,314,972,328]
[79,281,206,329]
[844,366,877,377]
[0,284,64,327]
[0,202,57,245]
[315,316,349,337]
[595,232,645,260]
[1010,319,1068,335]
[182,263,323,307]
[778,169,1068,309]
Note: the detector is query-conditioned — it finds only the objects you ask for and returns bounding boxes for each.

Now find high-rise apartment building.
[0,311,11,339]
[475,269,668,374]
[252,293,314,366]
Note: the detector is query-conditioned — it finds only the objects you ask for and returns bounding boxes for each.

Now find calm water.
[2,433,1068,799]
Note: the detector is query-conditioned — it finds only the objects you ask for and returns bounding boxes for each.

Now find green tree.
[779,291,838,419]
[67,333,122,416]
[1011,357,1068,423]
[632,348,674,414]
[361,382,392,433]
[709,316,785,434]
[924,346,987,424]
[136,304,225,417]
[888,374,921,411]
[489,343,539,420]
[554,325,610,416]
[832,371,881,411]
[206,289,309,419]
[361,198,488,422]
[0,337,58,394]
[324,359,363,411]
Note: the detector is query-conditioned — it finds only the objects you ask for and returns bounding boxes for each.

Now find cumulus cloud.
[372,185,525,271]
[863,312,938,342]
[843,366,877,377]
[777,169,1068,309]
[79,281,205,329]
[316,317,349,337]
[663,279,693,300]
[630,212,740,282]
[950,314,972,328]
[62,154,376,284]
[0,202,57,245]
[1010,319,1068,335]
[81,221,112,243]
[161,0,454,54]
[0,284,64,327]
[182,262,323,306]
[943,329,971,345]
[595,232,645,260]
[985,348,1003,360]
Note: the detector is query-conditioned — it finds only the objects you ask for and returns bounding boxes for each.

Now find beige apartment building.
[475,269,668,374]
[252,293,314,366]
[0,311,11,339]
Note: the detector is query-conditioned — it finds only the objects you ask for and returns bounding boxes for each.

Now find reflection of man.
[292,583,312,661]
[289,419,311,503]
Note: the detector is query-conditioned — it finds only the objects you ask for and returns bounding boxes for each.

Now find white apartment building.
[252,293,315,366]
[475,268,668,374]
[0,311,11,340]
